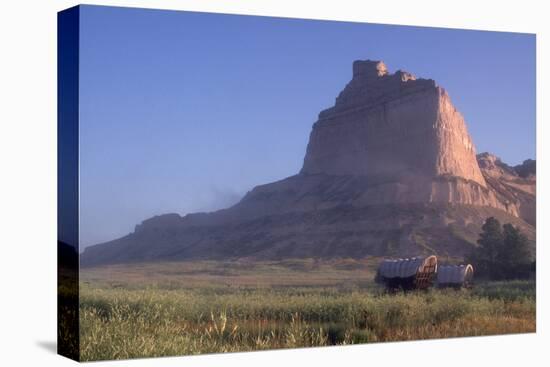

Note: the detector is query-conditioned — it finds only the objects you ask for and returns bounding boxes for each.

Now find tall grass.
[79,281,535,361]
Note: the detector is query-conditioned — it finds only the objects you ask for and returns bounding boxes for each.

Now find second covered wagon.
[436,264,474,288]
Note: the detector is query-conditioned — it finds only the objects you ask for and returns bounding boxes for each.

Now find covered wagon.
[436,264,474,289]
[376,255,438,290]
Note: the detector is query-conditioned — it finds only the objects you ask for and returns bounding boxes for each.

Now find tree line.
[467,217,535,280]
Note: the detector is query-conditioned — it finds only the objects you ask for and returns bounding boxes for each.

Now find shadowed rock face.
[81,60,535,267]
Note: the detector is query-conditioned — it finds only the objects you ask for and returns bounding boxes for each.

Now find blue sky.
[78,5,536,248]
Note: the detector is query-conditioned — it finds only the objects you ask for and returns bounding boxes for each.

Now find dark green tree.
[499,223,532,278]
[467,217,503,278]
[467,217,532,280]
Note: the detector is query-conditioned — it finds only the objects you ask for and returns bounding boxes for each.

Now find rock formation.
[302,60,485,184]
[81,60,536,266]
[477,152,536,225]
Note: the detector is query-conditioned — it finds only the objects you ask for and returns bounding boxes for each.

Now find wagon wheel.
[414,263,436,289]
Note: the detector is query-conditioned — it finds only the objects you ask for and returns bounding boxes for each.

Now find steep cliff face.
[300,60,516,215]
[81,60,535,266]
[302,60,485,186]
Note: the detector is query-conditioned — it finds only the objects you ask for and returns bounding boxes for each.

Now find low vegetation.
[79,260,535,361]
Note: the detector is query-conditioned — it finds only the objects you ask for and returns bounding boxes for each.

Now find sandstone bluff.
[81,60,535,266]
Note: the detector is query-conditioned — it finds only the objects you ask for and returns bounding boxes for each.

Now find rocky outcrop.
[477,152,517,178]
[81,60,535,266]
[300,60,520,217]
[302,60,485,186]
[477,152,536,225]
[299,61,516,216]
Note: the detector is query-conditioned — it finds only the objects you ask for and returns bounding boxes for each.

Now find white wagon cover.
[378,257,433,279]
[437,264,474,285]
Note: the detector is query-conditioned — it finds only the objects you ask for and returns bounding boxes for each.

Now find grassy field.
[79,259,536,361]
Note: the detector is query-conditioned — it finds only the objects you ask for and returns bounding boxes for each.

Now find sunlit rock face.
[302,60,485,186]
[298,59,519,217]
